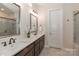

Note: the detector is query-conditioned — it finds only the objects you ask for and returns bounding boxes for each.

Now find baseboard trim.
[62,48,74,51]
[44,45,75,52]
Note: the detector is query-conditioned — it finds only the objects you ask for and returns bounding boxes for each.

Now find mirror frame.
[13,3,21,35]
[30,13,38,35]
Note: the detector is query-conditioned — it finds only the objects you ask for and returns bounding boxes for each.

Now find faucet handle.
[9,38,13,44]
[9,38,16,44]
[1,41,7,46]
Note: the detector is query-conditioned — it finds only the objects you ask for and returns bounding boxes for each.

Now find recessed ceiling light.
[1,8,4,11]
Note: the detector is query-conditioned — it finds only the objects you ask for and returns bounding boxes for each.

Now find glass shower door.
[74,12,79,56]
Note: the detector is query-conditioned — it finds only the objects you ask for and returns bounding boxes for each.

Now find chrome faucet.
[1,41,7,46]
[9,38,16,44]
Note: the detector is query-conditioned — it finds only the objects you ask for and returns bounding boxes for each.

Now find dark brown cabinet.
[39,36,45,53]
[15,43,34,56]
[15,35,45,56]
[34,39,40,56]
[25,48,34,56]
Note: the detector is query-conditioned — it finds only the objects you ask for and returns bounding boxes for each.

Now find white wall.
[63,4,74,49]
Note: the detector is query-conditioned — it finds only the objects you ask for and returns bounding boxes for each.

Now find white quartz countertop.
[0,33,44,56]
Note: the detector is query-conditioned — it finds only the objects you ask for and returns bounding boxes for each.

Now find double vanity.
[0,34,45,56]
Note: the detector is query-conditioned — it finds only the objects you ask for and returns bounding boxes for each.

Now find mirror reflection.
[0,3,20,37]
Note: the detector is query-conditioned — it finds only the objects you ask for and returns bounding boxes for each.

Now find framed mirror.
[0,3,20,37]
[30,13,38,35]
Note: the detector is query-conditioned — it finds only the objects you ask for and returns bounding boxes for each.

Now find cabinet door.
[40,40,44,52]
[39,35,45,53]
[35,50,40,56]
[25,48,34,56]
[34,35,45,56]
[34,43,40,56]
[34,37,40,56]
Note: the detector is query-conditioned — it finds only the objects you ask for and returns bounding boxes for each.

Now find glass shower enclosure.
[73,11,79,56]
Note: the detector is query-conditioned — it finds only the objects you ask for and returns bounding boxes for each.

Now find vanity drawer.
[15,43,34,56]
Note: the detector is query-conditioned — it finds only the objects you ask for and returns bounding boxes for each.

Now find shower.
[73,11,79,55]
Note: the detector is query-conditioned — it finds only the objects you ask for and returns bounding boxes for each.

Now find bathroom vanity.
[0,34,45,56]
[15,35,45,56]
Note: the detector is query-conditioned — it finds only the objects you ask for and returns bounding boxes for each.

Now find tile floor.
[40,47,74,56]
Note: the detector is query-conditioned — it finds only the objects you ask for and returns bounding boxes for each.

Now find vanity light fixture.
[30,10,38,17]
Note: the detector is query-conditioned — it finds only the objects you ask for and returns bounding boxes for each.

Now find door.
[48,9,63,48]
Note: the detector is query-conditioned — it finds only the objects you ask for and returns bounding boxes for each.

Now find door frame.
[47,8,64,49]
